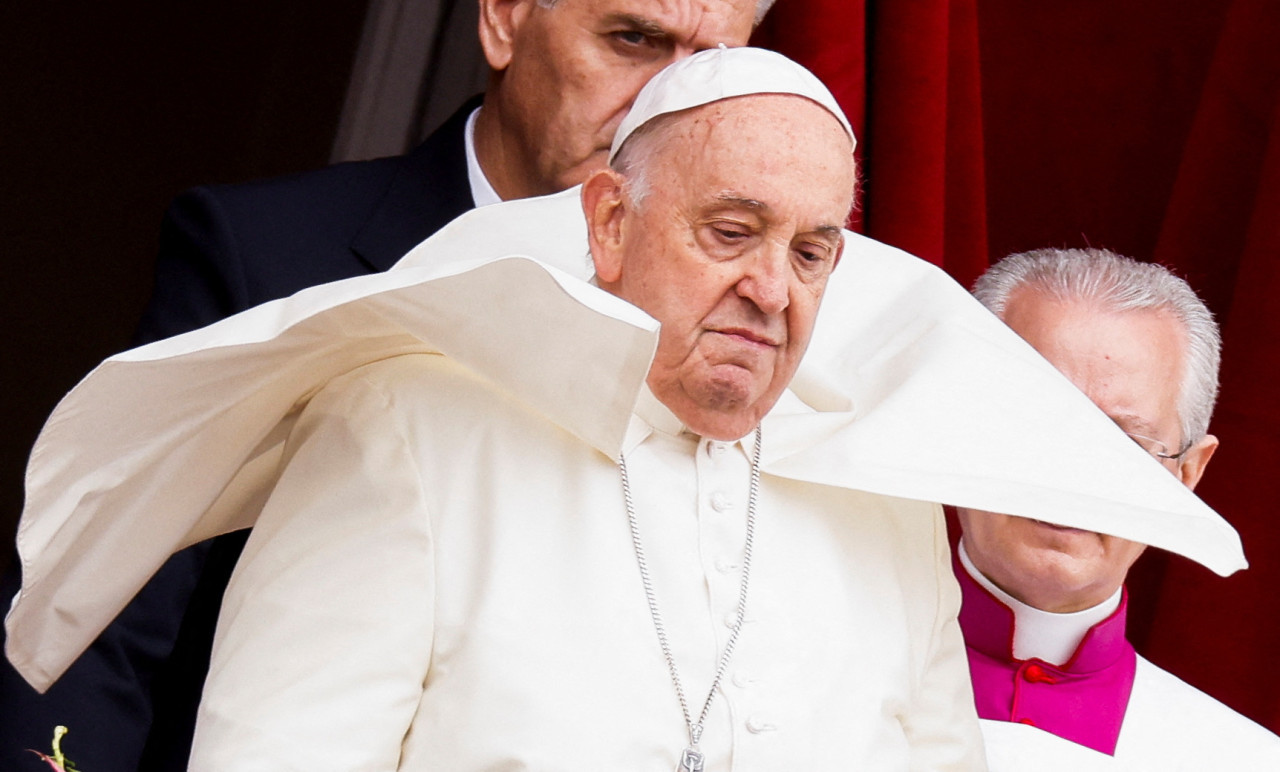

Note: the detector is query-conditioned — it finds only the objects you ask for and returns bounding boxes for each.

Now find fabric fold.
[5,187,1246,693]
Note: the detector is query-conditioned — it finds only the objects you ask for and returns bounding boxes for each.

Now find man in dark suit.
[0,1,772,769]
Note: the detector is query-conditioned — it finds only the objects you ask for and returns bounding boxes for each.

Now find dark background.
[1,1,369,574]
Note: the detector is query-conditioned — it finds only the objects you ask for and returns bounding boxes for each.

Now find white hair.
[973,247,1221,447]
[537,0,778,26]
[608,109,678,209]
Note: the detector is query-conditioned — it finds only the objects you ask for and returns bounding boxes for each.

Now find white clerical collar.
[624,382,766,461]
[633,383,685,438]
[958,539,1121,666]
[623,383,685,457]
[464,107,503,208]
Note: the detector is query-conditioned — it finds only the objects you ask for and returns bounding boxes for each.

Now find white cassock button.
[724,611,752,628]
[710,492,730,512]
[714,557,738,574]
[708,441,728,457]
[732,671,755,688]
[746,716,777,733]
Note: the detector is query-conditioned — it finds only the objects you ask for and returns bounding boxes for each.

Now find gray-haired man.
[956,248,1280,767]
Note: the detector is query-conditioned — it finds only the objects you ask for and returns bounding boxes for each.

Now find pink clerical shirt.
[956,559,1137,755]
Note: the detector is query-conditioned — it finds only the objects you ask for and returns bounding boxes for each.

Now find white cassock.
[980,657,1280,770]
[4,188,1248,769]
[1113,657,1280,768]
[980,721,1115,771]
[185,339,981,769]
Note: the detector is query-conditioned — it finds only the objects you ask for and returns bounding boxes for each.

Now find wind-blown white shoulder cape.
[5,187,1246,691]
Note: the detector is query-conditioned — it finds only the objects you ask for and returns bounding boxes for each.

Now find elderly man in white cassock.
[182,49,973,768]
[5,48,1251,772]
[136,49,976,769]
[185,49,983,769]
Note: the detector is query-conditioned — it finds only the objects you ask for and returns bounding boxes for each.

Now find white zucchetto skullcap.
[609,45,856,162]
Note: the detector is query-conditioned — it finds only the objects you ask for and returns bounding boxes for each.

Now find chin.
[1022,550,1109,594]
[680,400,766,441]
[678,399,754,437]
[1020,531,1095,563]
[655,367,776,439]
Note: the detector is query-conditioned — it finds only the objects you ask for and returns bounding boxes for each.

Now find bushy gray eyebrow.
[713,194,766,211]
[601,13,671,40]
[711,196,844,242]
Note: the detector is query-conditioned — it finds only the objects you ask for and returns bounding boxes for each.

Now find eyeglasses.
[1124,431,1189,462]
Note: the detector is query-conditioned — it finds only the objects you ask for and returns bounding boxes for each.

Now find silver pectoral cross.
[678,747,704,772]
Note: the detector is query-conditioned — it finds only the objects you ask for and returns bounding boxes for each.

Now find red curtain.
[756,0,1280,732]
[1144,0,1280,730]
[752,0,989,288]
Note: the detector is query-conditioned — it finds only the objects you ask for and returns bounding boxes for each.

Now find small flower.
[25,725,78,771]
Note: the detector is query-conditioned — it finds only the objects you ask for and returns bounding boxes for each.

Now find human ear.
[478,0,537,71]
[1177,433,1219,491]
[581,169,629,286]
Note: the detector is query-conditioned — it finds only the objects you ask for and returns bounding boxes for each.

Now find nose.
[735,245,789,315]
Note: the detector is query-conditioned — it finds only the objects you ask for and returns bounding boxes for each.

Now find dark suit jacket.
[0,96,481,772]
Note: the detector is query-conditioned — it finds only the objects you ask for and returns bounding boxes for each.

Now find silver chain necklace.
[619,425,762,772]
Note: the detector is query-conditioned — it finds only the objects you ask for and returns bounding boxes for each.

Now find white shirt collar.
[623,383,688,457]
[464,107,503,208]
[958,539,1121,666]
[623,382,770,460]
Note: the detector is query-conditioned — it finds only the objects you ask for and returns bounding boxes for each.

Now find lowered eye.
[712,225,750,240]
[610,30,653,47]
